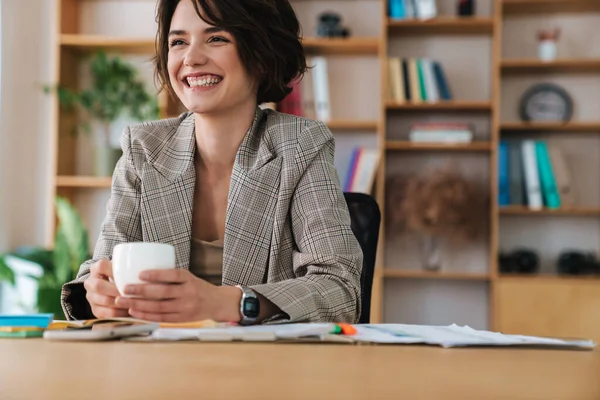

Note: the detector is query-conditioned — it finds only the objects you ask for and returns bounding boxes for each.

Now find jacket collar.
[147,106,272,182]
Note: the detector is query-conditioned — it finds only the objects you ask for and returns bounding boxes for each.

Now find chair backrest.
[344,192,381,324]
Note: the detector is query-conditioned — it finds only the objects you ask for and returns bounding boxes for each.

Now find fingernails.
[139,271,150,280]
[124,285,136,295]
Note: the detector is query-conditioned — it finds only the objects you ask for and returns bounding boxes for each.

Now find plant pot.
[95,145,122,177]
[37,286,65,320]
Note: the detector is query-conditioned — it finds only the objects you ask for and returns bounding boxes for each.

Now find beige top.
[189,238,224,286]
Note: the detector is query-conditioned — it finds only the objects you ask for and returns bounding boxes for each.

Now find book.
[521,140,543,210]
[535,141,561,209]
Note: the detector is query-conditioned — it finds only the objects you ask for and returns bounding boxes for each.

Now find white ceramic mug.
[112,242,176,297]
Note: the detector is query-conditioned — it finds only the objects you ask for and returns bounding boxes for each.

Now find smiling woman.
[60,0,364,326]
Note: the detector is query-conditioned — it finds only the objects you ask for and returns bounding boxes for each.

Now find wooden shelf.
[60,35,380,56]
[499,206,600,216]
[325,120,379,131]
[386,101,493,111]
[301,37,380,55]
[386,141,492,152]
[501,59,600,74]
[384,269,490,281]
[387,17,494,35]
[503,0,600,14]
[501,122,600,132]
[60,34,155,54]
[56,176,112,188]
[499,274,600,282]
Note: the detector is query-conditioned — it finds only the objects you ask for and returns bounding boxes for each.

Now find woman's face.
[167,0,258,115]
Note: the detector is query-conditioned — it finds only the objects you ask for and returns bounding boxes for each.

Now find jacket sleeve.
[249,121,363,323]
[60,126,143,320]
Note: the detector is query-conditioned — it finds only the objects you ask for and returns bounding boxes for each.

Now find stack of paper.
[138,322,596,349]
[352,324,596,349]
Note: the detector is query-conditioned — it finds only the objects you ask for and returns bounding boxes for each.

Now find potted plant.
[0,197,89,319]
[387,163,488,271]
[45,50,159,176]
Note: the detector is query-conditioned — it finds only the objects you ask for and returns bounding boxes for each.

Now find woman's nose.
[184,46,208,67]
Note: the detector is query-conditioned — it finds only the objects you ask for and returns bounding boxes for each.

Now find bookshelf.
[48,0,600,341]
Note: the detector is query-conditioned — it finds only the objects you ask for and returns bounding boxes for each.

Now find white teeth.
[187,76,222,87]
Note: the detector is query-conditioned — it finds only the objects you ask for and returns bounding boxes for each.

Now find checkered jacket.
[61,107,363,323]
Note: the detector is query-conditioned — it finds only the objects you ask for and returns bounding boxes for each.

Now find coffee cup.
[112,242,176,297]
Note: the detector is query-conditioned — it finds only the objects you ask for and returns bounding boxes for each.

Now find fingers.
[90,259,114,279]
[86,291,128,310]
[122,283,180,299]
[139,268,187,284]
[117,297,181,314]
[84,276,121,298]
[90,306,130,319]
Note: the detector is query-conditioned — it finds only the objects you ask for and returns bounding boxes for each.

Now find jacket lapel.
[140,113,196,269]
[222,107,282,286]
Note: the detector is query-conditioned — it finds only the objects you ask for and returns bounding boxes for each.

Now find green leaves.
[48,50,159,126]
[55,196,90,280]
[0,256,15,286]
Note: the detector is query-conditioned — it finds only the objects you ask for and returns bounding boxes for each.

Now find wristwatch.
[235,285,260,325]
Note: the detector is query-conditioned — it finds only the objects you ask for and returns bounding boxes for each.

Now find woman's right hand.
[83,259,130,318]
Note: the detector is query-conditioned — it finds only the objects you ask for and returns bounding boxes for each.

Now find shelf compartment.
[387,17,494,35]
[325,120,379,131]
[384,269,490,281]
[501,59,600,74]
[386,141,492,152]
[503,0,600,14]
[301,37,380,55]
[500,122,600,132]
[56,176,112,188]
[499,206,600,216]
[386,101,493,111]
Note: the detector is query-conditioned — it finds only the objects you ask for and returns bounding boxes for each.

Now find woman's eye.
[208,36,229,44]
[169,39,185,48]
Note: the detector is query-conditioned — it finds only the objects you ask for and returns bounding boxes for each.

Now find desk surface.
[1,339,599,399]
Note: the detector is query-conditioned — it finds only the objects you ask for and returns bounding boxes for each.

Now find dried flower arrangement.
[387,163,488,244]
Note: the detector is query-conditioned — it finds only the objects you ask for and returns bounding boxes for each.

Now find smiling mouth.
[184,75,223,88]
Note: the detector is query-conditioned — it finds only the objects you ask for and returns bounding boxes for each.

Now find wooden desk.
[1,340,598,399]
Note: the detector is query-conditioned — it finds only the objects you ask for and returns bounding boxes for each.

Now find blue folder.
[0,314,54,328]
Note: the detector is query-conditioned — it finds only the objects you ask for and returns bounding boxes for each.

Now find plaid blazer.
[61,107,363,323]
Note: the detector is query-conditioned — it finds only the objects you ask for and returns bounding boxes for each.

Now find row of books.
[387,57,452,104]
[388,0,437,19]
[409,122,473,143]
[344,147,380,194]
[498,140,574,209]
[277,56,331,122]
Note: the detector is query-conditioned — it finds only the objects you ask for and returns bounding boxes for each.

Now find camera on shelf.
[316,12,351,38]
[557,250,600,275]
[498,248,539,274]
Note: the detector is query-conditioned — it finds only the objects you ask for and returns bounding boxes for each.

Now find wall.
[0,0,55,250]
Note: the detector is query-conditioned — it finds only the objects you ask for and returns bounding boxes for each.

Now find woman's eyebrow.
[168,29,187,37]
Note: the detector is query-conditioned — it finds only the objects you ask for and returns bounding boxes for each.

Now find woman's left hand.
[115,269,242,323]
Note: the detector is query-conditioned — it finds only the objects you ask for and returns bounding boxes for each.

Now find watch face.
[243,297,260,319]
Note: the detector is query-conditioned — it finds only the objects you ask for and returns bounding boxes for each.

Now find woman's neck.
[193,102,257,172]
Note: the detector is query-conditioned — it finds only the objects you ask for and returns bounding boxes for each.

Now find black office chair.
[344,192,381,324]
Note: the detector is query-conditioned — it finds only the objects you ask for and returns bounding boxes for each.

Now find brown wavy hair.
[154,0,307,104]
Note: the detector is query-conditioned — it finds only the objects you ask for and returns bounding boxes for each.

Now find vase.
[538,40,557,61]
[95,145,123,177]
[420,235,442,271]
